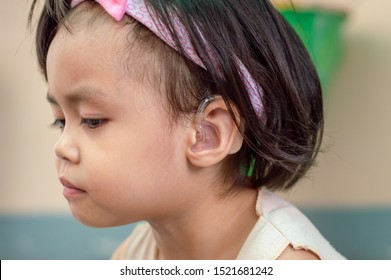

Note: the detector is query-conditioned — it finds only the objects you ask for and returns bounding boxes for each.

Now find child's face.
[46,23,194,227]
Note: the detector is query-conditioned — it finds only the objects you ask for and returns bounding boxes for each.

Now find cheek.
[121,117,184,166]
[122,131,181,180]
[86,125,182,185]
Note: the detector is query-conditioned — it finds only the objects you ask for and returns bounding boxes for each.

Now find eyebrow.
[46,86,109,106]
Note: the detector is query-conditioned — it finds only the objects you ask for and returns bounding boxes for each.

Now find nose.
[54,128,80,164]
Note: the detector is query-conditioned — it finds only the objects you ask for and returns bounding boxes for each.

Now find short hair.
[30,0,323,193]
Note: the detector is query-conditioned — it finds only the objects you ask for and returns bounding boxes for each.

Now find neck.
[148,187,259,260]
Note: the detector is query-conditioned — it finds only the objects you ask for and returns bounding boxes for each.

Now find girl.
[30,0,345,259]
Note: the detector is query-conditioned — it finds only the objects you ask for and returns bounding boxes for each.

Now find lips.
[59,177,86,198]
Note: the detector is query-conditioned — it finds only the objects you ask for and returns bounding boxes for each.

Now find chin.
[70,210,112,228]
[71,209,136,228]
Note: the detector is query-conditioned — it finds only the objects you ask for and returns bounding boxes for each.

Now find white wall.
[1,1,66,213]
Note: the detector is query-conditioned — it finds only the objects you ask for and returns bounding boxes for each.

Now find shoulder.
[249,188,345,260]
[276,245,320,260]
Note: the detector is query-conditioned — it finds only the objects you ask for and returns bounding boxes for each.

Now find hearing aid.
[192,95,222,151]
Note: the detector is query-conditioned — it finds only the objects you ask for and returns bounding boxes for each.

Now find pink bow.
[71,0,127,21]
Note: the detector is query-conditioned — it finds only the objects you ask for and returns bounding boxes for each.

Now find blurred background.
[1,0,391,259]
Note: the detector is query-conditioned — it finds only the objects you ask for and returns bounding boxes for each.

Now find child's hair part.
[30,0,324,193]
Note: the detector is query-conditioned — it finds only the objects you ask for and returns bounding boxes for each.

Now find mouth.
[59,177,86,198]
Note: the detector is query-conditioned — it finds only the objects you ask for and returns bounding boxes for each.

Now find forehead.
[48,5,157,84]
[50,17,127,72]
[45,5,172,111]
[46,22,170,121]
[46,17,147,105]
[46,26,121,92]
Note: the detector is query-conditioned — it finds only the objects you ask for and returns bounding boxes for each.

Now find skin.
[46,14,318,260]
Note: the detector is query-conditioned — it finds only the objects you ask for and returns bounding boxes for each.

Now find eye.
[80,118,106,129]
[51,119,65,130]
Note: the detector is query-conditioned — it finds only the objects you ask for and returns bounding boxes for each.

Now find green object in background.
[280,9,347,92]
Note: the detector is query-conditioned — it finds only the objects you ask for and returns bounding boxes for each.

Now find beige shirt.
[112,188,345,260]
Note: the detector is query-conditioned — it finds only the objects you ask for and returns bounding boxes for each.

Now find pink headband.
[71,0,263,114]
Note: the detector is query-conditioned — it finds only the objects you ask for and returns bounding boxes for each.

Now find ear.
[186,97,243,168]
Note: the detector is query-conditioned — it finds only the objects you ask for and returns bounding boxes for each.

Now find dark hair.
[29,0,323,192]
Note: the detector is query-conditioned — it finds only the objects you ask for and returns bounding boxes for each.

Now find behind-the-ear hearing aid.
[194,95,222,145]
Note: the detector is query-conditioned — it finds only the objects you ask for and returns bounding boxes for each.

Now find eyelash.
[50,118,106,130]
[80,118,106,129]
[51,119,65,130]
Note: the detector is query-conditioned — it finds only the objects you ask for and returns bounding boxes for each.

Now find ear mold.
[189,95,222,152]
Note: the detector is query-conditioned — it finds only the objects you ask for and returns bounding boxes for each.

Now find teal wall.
[0,215,135,260]
[303,208,391,260]
[1,208,390,260]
